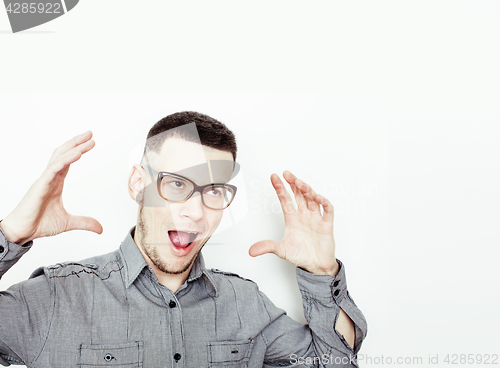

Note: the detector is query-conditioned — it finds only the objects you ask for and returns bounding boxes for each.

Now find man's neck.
[133,232,192,294]
[149,262,190,294]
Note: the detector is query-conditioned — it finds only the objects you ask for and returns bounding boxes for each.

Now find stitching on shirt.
[303,295,311,320]
[48,264,124,280]
[225,277,242,330]
[257,293,272,322]
[201,271,219,297]
[207,340,253,365]
[210,269,257,284]
[260,331,269,348]
[48,262,98,270]
[29,269,57,366]
[120,249,147,288]
[212,294,218,338]
[90,271,96,345]
[114,251,134,338]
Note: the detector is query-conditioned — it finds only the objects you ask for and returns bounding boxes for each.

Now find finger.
[317,194,334,223]
[289,182,307,209]
[51,131,93,160]
[283,170,307,209]
[37,139,96,197]
[59,163,71,181]
[297,179,321,213]
[270,173,295,215]
[284,171,320,213]
[282,170,297,186]
[248,240,282,258]
[66,215,103,234]
[47,139,96,175]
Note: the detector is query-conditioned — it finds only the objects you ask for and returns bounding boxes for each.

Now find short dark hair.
[144,111,237,160]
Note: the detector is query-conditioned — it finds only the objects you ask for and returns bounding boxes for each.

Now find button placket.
[164,294,185,367]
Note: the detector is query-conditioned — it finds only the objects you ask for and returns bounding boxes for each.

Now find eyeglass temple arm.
[140,164,158,178]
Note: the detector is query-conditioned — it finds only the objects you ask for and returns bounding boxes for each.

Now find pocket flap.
[78,341,143,367]
[208,339,253,364]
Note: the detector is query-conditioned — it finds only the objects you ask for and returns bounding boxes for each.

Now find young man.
[0,112,366,367]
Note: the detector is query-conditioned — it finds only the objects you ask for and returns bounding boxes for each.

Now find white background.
[1,1,499,368]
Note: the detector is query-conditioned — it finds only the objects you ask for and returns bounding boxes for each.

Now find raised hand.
[0,131,103,245]
[249,171,339,276]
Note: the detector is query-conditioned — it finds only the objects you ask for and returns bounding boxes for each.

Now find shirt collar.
[187,249,219,297]
[119,227,218,296]
[119,227,148,289]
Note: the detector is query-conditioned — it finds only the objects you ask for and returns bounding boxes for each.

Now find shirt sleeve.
[260,259,367,368]
[296,260,367,359]
[0,226,33,279]
[0,227,53,366]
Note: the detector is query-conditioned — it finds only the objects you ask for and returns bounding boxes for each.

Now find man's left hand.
[249,171,339,276]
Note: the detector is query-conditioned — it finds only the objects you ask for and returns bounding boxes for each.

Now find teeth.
[188,232,198,242]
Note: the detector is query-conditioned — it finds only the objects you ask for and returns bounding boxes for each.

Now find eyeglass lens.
[160,174,235,209]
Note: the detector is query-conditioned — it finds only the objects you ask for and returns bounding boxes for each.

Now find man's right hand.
[0,131,103,246]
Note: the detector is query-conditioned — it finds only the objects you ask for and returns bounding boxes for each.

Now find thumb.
[67,215,103,234]
[249,240,280,257]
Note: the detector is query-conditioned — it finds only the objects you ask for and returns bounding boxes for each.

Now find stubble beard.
[137,206,205,275]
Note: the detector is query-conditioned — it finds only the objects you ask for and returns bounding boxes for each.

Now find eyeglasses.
[141,165,237,210]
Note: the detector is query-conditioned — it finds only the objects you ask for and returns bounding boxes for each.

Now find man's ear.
[128,164,146,202]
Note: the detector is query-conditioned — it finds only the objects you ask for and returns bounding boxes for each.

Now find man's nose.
[178,192,204,221]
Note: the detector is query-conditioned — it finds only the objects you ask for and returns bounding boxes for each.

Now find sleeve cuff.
[0,226,33,273]
[296,259,368,354]
[296,259,347,306]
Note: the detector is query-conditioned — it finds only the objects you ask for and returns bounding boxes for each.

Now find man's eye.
[207,188,223,196]
[169,181,185,189]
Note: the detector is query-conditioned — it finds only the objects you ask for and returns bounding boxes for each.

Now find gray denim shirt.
[0,228,367,368]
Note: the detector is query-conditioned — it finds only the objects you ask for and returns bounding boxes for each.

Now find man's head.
[144,111,237,161]
[128,112,237,281]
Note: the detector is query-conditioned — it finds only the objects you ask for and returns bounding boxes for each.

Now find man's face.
[135,137,234,276]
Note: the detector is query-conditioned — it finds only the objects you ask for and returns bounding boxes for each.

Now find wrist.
[0,219,28,245]
[309,260,340,277]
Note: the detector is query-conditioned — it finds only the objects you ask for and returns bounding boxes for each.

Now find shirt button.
[333,280,340,287]
[169,300,177,308]
[0,246,4,253]
[333,289,340,296]
[174,353,181,361]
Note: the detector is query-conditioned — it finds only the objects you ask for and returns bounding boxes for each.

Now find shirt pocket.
[77,341,144,367]
[208,339,254,368]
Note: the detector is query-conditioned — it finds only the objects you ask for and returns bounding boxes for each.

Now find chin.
[158,253,199,275]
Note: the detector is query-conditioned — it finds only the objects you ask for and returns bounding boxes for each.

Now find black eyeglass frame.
[141,164,237,210]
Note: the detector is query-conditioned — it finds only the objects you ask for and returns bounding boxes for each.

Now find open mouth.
[168,230,198,249]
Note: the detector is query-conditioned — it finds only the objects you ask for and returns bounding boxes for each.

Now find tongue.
[169,231,194,248]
